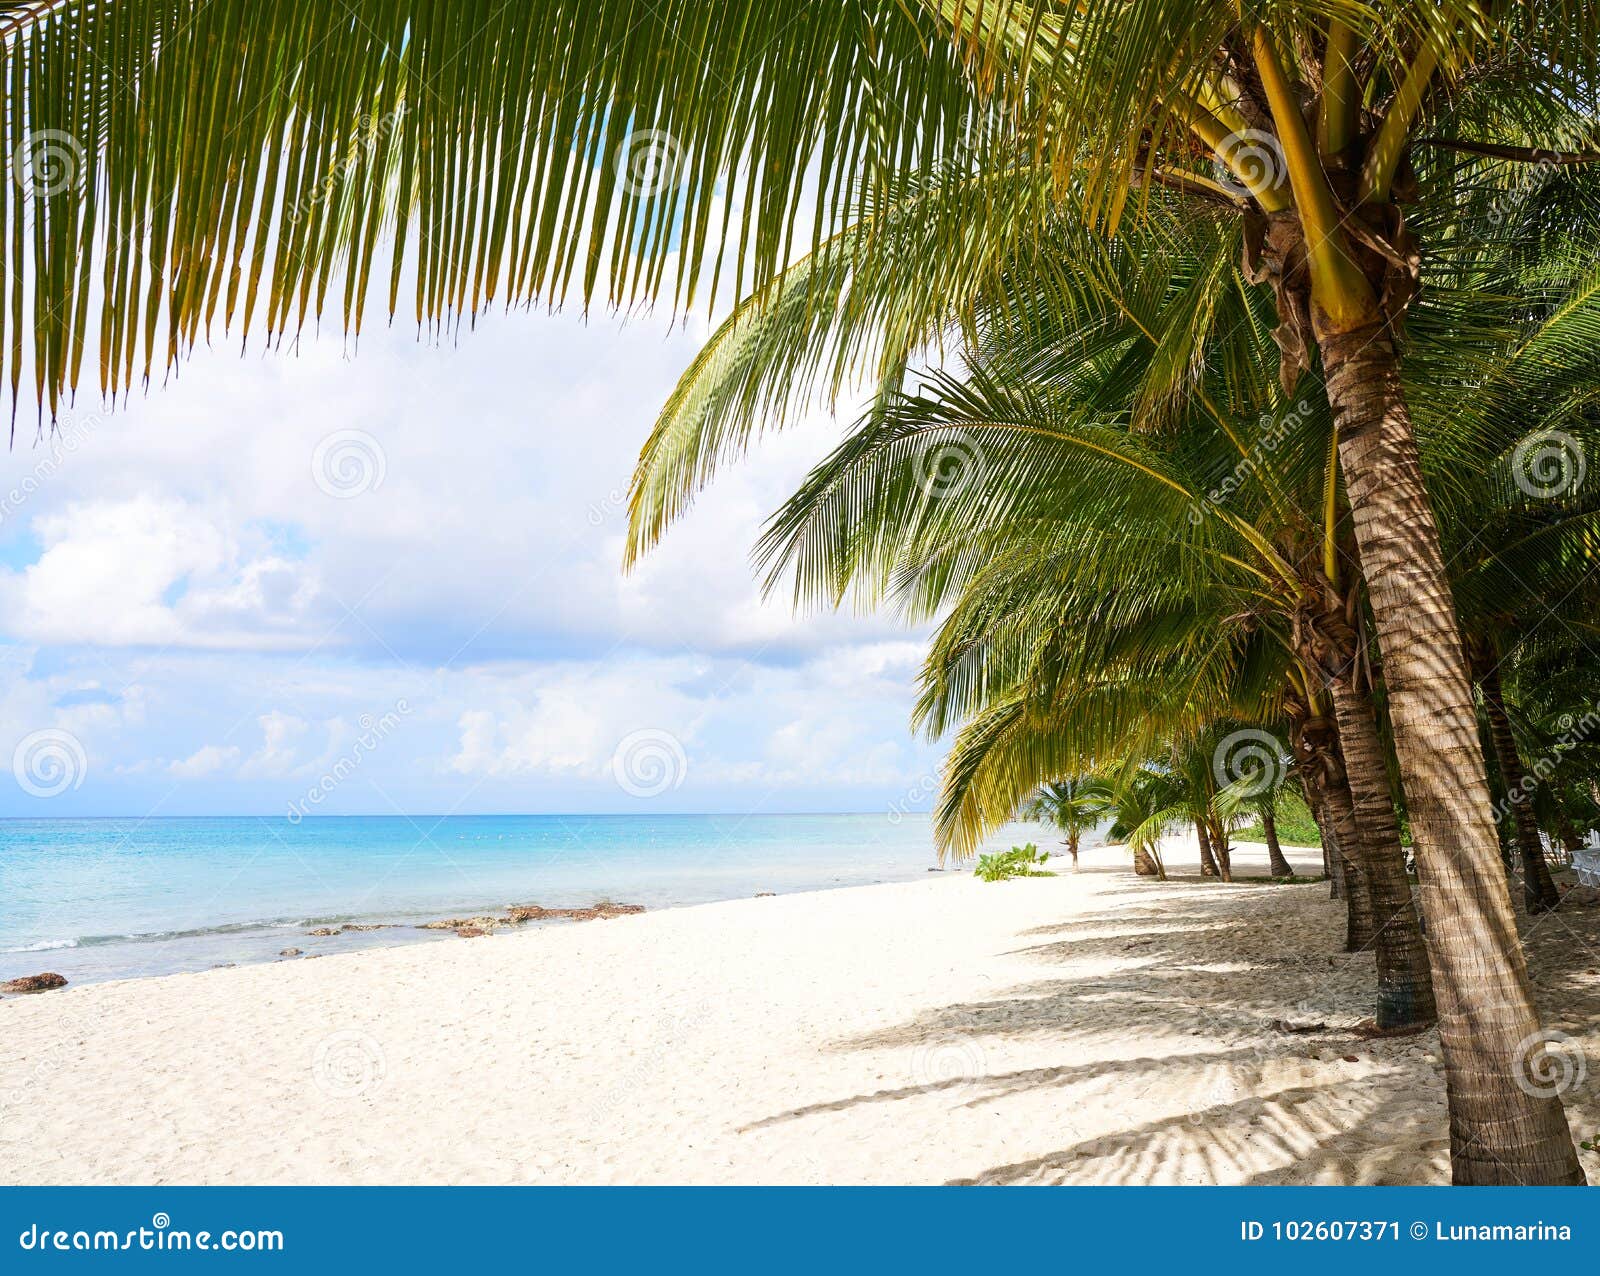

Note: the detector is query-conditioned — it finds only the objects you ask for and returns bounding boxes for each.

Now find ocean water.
[0,813,1053,986]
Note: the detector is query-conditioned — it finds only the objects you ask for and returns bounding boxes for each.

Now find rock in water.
[421,915,506,932]
[504,902,645,923]
[279,947,303,957]
[2,973,67,993]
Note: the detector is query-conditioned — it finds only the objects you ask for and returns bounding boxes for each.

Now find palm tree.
[1473,646,1563,912]
[1102,752,1226,882]
[1026,776,1114,869]
[1214,756,1295,879]
[658,159,1600,1177]
[727,176,1600,1150]
[744,198,1445,1021]
[8,0,1597,1184]
[1103,765,1172,880]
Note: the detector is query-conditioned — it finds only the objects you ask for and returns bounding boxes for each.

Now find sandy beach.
[4,840,1597,1187]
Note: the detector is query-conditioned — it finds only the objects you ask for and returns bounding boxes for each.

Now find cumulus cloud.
[239,710,310,778]
[0,307,944,816]
[168,744,242,778]
[0,495,324,649]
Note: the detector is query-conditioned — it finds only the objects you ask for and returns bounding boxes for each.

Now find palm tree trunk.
[1477,660,1561,913]
[1321,326,1583,1184]
[1293,716,1375,948]
[1262,806,1293,877]
[1196,820,1219,878]
[1322,769,1376,953]
[1132,845,1162,877]
[1209,818,1233,882]
[1313,794,1342,895]
[1555,809,1583,861]
[1328,679,1436,1029]
[1067,830,1081,871]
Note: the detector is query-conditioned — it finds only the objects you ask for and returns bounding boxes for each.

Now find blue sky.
[0,306,946,818]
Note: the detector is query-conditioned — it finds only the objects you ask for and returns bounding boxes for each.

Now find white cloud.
[446,658,707,779]
[0,306,950,816]
[0,495,324,650]
[239,710,309,778]
[167,743,241,778]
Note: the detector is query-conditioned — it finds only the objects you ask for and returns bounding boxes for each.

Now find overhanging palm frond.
[623,164,1062,565]
[0,0,992,422]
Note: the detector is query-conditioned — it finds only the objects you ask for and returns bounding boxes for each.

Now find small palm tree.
[1025,777,1114,869]
[1213,763,1295,880]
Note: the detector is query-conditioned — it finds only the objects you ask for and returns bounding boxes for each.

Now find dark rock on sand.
[420,915,506,932]
[1,972,67,993]
[504,902,645,923]
[755,892,776,898]
[418,902,646,935]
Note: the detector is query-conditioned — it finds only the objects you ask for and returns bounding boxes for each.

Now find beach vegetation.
[973,843,1054,881]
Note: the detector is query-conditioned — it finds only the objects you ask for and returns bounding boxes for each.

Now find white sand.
[3,839,1596,1186]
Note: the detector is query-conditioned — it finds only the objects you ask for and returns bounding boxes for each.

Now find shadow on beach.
[743,871,1600,1186]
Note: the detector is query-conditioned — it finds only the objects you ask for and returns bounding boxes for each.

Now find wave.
[5,915,391,951]
[3,900,593,954]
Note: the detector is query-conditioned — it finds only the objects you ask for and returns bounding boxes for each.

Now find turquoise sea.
[0,813,1053,985]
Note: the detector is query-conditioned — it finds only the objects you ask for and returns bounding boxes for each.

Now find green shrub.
[974,843,1054,881]
[1234,792,1323,847]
